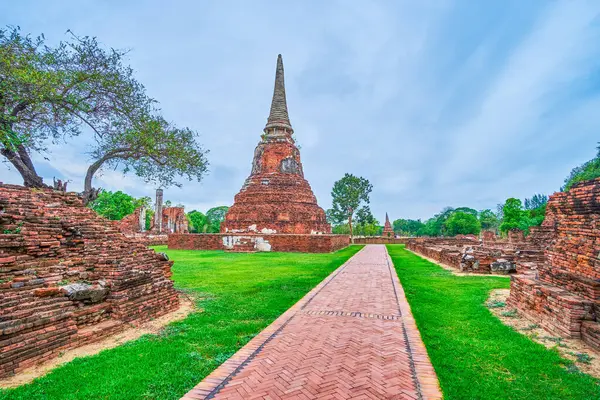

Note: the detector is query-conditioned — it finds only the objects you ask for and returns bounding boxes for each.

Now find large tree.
[327,173,373,241]
[187,210,208,233]
[499,198,526,234]
[392,218,424,236]
[445,211,481,236]
[206,206,229,233]
[0,27,208,200]
[478,209,500,231]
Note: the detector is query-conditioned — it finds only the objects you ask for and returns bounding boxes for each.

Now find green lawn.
[0,246,362,400]
[387,244,600,400]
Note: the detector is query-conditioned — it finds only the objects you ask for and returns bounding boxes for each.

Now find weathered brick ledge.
[168,233,349,253]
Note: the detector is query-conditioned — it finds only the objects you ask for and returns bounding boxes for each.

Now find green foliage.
[563,145,600,191]
[524,194,548,210]
[386,245,600,399]
[88,115,209,196]
[331,224,350,234]
[499,197,546,235]
[145,209,154,231]
[0,26,208,191]
[392,219,424,236]
[0,246,362,399]
[88,190,149,221]
[478,209,499,231]
[331,224,351,235]
[444,211,481,236]
[499,198,525,234]
[187,210,208,233]
[327,173,373,237]
[206,206,229,233]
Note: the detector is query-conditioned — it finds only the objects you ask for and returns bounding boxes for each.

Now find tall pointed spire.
[385,212,390,224]
[265,54,293,133]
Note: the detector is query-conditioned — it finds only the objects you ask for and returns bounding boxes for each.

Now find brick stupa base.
[168,233,349,253]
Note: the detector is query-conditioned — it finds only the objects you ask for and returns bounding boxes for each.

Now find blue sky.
[1,0,599,221]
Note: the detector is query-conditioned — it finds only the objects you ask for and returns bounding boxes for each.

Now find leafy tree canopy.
[0,26,208,200]
[392,219,424,236]
[206,206,229,233]
[327,173,373,238]
[563,145,600,191]
[524,194,548,210]
[445,211,481,236]
[187,210,208,233]
[89,190,149,221]
[478,209,500,231]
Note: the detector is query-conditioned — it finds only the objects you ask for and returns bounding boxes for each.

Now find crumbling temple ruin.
[405,178,600,350]
[507,178,600,349]
[169,55,347,252]
[0,184,179,379]
[382,213,394,237]
[117,189,188,245]
[405,227,549,275]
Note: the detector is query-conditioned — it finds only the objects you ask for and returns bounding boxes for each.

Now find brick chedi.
[221,55,330,235]
[382,213,394,237]
[0,184,179,379]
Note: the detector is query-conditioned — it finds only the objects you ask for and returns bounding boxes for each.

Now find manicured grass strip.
[387,245,600,400]
[0,246,362,400]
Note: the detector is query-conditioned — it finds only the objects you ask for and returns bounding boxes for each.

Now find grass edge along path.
[0,245,363,400]
[386,244,600,400]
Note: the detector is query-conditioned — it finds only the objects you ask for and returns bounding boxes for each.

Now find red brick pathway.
[182,245,442,399]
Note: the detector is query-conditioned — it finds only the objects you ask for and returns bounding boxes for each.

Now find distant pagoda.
[382,213,394,237]
[221,55,331,234]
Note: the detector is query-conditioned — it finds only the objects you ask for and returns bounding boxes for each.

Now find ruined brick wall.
[117,207,145,233]
[353,237,408,245]
[162,207,188,234]
[123,233,169,246]
[507,178,600,347]
[168,233,348,253]
[0,185,179,379]
[405,236,532,274]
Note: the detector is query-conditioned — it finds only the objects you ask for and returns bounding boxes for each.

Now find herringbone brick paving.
[181,245,441,399]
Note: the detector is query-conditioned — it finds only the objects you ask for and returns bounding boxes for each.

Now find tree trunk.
[0,147,46,188]
[82,158,104,205]
[348,214,354,244]
[82,152,122,205]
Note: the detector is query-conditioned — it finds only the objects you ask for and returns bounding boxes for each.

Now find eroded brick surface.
[0,184,179,379]
[508,178,600,346]
[168,233,348,253]
[182,245,442,400]
[406,231,548,275]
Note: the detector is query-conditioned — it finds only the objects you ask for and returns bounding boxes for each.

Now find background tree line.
[89,189,229,233]
[392,144,600,237]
